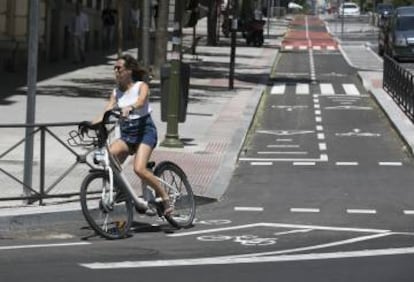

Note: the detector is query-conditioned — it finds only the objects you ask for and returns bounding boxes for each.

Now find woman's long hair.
[120,54,148,82]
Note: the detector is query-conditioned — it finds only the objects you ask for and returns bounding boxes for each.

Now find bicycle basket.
[67,128,99,147]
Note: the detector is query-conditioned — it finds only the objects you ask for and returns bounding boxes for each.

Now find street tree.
[153,0,170,78]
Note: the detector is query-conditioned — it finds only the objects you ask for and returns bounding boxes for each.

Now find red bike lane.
[281,15,337,51]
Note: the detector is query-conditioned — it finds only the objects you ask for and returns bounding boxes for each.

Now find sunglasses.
[113,66,125,72]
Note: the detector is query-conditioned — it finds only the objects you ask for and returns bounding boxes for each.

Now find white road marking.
[320,83,335,95]
[276,138,293,142]
[347,209,377,214]
[250,162,273,166]
[257,151,308,155]
[271,84,286,95]
[403,210,414,215]
[0,242,90,251]
[234,207,264,212]
[336,162,359,166]
[293,162,316,166]
[274,229,313,235]
[343,84,360,96]
[317,133,325,140]
[267,145,300,148]
[316,125,323,131]
[379,162,403,166]
[319,143,327,150]
[168,222,389,238]
[239,154,328,162]
[257,130,315,136]
[290,208,320,213]
[296,83,310,95]
[80,234,404,269]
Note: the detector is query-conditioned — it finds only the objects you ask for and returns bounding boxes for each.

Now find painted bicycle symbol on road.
[198,234,277,246]
[196,229,313,247]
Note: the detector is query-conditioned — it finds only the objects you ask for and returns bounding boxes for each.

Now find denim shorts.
[119,115,158,152]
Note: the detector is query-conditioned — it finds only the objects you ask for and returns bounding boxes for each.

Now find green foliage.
[392,0,413,7]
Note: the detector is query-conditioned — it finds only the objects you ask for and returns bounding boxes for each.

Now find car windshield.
[343,4,357,9]
[378,4,393,12]
[396,16,414,31]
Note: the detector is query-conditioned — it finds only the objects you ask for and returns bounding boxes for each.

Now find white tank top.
[113,81,152,119]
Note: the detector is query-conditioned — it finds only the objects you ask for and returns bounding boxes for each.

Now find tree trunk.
[207,0,218,46]
[153,0,170,79]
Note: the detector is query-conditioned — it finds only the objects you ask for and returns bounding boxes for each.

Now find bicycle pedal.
[135,206,157,217]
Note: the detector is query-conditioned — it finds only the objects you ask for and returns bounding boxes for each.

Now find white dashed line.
[290,208,320,213]
[403,210,414,215]
[293,162,316,166]
[336,162,359,166]
[234,207,264,212]
[347,209,377,214]
[379,162,403,166]
[250,162,273,166]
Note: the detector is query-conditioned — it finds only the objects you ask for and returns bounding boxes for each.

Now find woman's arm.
[130,82,149,110]
[93,91,117,123]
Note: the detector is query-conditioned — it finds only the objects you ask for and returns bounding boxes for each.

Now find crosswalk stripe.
[343,84,360,96]
[320,83,335,95]
[270,84,286,95]
[270,83,361,96]
[296,83,309,95]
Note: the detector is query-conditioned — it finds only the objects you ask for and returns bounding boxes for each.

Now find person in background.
[70,3,89,63]
[101,0,117,50]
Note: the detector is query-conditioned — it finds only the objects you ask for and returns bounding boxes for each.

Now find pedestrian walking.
[69,3,89,63]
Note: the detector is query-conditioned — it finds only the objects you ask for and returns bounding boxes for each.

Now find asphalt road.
[1,16,414,282]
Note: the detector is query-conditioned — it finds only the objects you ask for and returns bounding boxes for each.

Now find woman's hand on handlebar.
[120,106,133,118]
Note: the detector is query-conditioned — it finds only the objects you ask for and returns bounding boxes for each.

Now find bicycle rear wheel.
[80,171,133,239]
[154,161,196,228]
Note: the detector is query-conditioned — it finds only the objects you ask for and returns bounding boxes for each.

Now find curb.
[358,71,414,155]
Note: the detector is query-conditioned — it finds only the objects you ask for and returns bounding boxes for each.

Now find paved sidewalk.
[0,17,288,230]
[358,71,414,155]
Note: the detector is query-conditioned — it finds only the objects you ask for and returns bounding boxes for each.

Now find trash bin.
[160,62,190,123]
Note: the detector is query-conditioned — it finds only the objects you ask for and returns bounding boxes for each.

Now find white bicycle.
[68,109,196,239]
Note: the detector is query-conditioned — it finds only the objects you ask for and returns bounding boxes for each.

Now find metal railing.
[0,122,93,205]
[383,54,414,122]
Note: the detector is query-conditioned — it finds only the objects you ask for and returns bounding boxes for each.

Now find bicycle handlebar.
[68,108,123,148]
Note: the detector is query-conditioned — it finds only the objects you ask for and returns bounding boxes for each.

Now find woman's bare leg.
[133,143,172,214]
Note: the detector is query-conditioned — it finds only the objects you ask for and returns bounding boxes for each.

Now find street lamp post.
[23,0,40,203]
[160,0,184,148]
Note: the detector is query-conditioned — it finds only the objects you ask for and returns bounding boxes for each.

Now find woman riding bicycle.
[91,54,172,216]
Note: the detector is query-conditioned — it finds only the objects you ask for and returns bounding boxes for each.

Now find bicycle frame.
[89,141,181,213]
[89,141,148,211]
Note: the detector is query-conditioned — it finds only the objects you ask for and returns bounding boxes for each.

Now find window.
[396,16,414,31]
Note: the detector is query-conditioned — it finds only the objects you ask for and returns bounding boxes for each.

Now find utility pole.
[160,0,184,147]
[23,0,39,202]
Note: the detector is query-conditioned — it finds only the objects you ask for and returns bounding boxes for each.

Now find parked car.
[379,6,414,61]
[338,2,360,17]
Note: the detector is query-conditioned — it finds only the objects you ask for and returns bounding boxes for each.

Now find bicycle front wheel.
[80,171,133,239]
[154,161,196,228]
